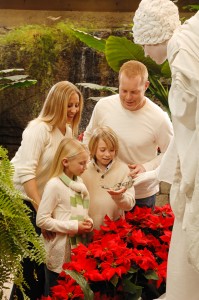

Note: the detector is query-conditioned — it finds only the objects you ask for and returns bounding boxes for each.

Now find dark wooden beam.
[0,0,140,12]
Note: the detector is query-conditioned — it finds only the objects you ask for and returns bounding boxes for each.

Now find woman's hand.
[133,169,159,189]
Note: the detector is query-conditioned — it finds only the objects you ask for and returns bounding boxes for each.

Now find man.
[133,1,199,299]
[83,60,173,208]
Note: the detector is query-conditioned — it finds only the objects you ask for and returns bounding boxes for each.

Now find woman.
[10,81,83,299]
[133,1,199,299]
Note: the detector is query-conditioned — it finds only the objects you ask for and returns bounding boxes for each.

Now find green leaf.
[65,269,94,300]
[182,5,199,11]
[0,68,37,91]
[128,267,139,274]
[161,61,171,78]
[71,29,106,53]
[110,274,119,287]
[144,270,159,280]
[148,74,170,114]
[0,68,24,75]
[0,79,37,91]
[76,82,118,94]
[105,36,162,74]
[0,75,29,82]
[0,145,45,294]
[122,277,143,299]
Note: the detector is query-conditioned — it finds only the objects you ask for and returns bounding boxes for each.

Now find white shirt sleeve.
[13,122,50,184]
[143,112,173,171]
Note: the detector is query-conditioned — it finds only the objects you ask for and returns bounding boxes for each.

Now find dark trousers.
[10,258,45,300]
[10,201,45,300]
[135,194,156,209]
[44,266,59,296]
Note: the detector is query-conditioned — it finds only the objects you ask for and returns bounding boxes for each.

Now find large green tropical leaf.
[161,61,171,78]
[0,68,37,91]
[0,79,37,91]
[70,28,171,112]
[0,68,24,75]
[76,82,117,94]
[148,75,170,114]
[105,36,162,74]
[71,29,106,53]
[183,5,199,11]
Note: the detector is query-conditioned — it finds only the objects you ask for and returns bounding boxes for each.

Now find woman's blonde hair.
[119,60,148,84]
[38,81,83,136]
[88,126,119,159]
[49,138,89,179]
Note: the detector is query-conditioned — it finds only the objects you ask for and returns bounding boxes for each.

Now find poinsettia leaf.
[110,274,119,287]
[105,36,162,75]
[122,278,142,299]
[144,270,159,280]
[71,29,106,53]
[65,269,94,300]
[128,267,139,274]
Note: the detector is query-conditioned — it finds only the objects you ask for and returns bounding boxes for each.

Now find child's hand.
[107,187,126,201]
[84,217,93,228]
[78,220,93,234]
[41,228,56,241]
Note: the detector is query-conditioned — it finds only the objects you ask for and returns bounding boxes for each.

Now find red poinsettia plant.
[42,204,174,300]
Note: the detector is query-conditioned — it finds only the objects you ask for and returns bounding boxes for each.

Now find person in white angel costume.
[132,0,199,299]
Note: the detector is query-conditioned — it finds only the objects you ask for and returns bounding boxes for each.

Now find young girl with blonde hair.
[36,137,93,296]
[81,126,135,229]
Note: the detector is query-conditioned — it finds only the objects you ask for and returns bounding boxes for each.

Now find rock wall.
[0,24,119,158]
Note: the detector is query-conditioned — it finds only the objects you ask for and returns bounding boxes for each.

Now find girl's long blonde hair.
[38,81,83,136]
[49,138,88,179]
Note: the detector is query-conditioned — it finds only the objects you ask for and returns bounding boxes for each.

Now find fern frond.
[0,146,45,296]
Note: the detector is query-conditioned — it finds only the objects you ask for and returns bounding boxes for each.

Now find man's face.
[119,73,149,111]
[143,43,167,65]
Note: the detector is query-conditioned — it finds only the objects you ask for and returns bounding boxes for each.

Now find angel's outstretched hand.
[133,169,159,190]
